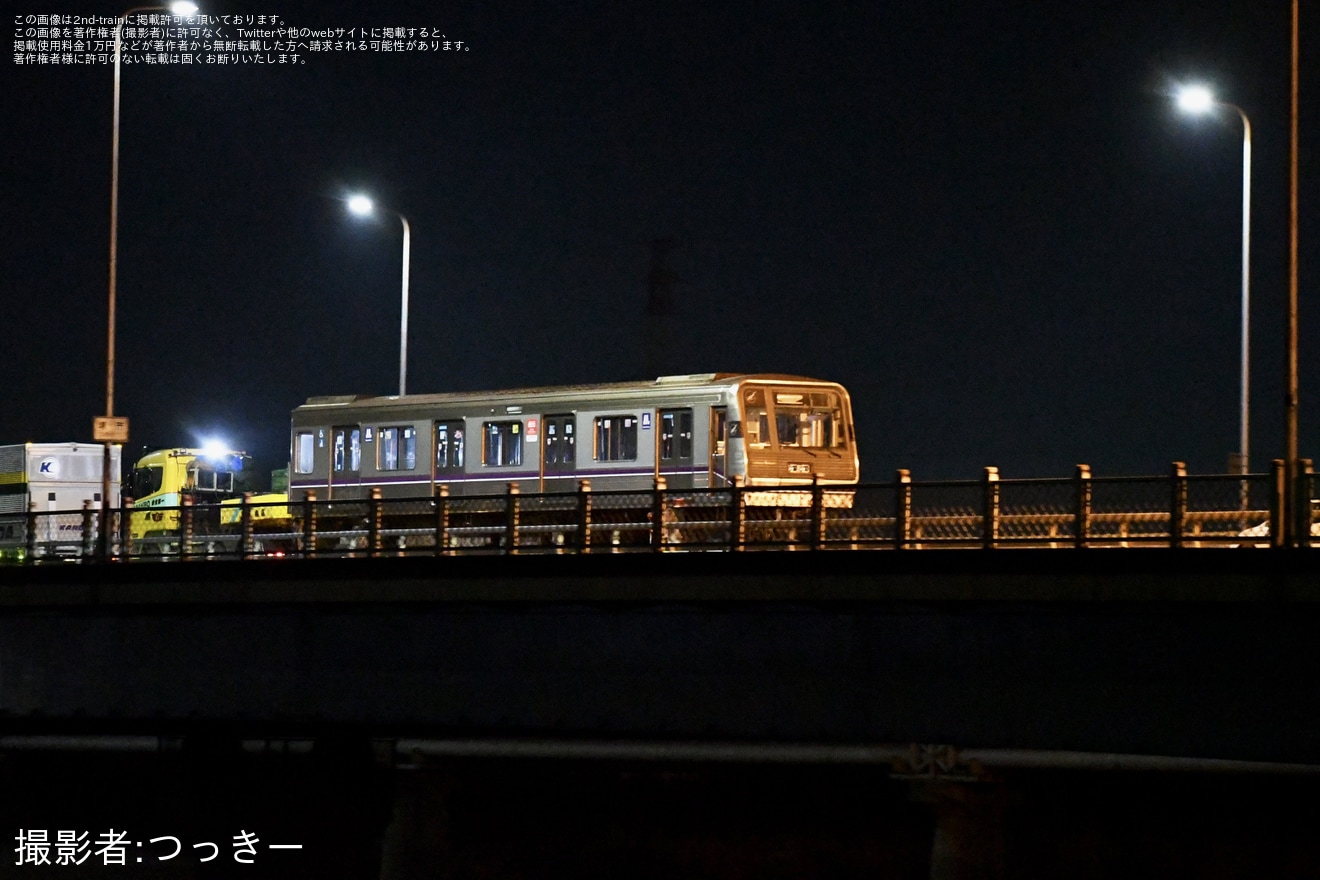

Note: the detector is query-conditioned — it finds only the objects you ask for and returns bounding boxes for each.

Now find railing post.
[180,495,194,561]
[1269,460,1287,548]
[1297,459,1314,548]
[368,487,383,557]
[895,469,912,549]
[505,482,521,555]
[652,476,667,552]
[1170,462,1188,548]
[982,467,1000,549]
[1074,464,1092,549]
[82,499,96,561]
[434,484,450,556]
[810,474,825,551]
[302,490,317,559]
[119,496,133,560]
[25,501,37,561]
[577,479,593,554]
[240,492,254,560]
[729,475,746,552]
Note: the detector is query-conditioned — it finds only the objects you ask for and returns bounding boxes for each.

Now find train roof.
[296,373,844,411]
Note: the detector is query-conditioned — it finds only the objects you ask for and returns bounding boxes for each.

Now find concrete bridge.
[2,550,1318,878]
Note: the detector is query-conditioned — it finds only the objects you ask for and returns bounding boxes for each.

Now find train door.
[541,414,576,491]
[329,424,362,499]
[709,406,728,486]
[433,421,466,492]
[658,408,694,488]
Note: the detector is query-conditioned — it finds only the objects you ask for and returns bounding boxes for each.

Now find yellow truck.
[128,447,290,553]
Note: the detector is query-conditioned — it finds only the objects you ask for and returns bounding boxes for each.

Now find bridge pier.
[377,768,452,880]
[911,780,1009,880]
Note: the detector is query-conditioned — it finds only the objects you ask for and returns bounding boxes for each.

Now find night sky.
[3,1,1317,484]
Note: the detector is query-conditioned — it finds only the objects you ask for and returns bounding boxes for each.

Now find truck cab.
[129,447,251,544]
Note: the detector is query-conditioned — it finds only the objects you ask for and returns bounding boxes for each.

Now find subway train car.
[287,373,857,501]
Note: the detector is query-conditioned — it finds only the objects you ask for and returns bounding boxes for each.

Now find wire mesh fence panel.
[371,497,438,555]
[25,511,95,560]
[824,483,895,547]
[0,516,27,562]
[907,481,983,546]
[505,494,582,555]
[429,493,506,554]
[995,478,1076,545]
[0,511,32,562]
[578,490,654,552]
[1183,474,1272,545]
[1086,476,1174,545]
[742,506,814,550]
[662,490,734,549]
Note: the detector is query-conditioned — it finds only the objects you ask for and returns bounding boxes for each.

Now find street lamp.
[1175,84,1252,476]
[347,194,413,397]
[99,1,200,556]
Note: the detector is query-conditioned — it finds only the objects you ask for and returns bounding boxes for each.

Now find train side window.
[333,426,361,473]
[294,432,315,474]
[482,421,523,467]
[594,415,638,462]
[377,426,417,471]
[434,421,465,471]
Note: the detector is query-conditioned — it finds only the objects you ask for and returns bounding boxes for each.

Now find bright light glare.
[170,2,199,16]
[1176,85,1215,115]
[347,195,374,216]
[199,438,231,460]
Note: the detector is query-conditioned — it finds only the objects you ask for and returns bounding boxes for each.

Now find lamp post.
[1175,84,1252,477]
[347,195,413,397]
[99,1,199,558]
[1286,0,1300,545]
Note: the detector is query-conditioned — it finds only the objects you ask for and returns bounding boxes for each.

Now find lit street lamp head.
[170,2,199,16]
[347,195,374,216]
[1175,84,1215,115]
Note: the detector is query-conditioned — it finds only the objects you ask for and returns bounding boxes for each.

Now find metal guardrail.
[0,461,1313,564]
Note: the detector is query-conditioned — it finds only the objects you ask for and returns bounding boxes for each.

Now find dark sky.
[2,0,1317,482]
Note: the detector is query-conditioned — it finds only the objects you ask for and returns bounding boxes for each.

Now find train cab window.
[594,415,638,461]
[482,421,523,467]
[740,388,771,448]
[660,410,693,461]
[332,426,361,473]
[772,390,847,449]
[377,426,417,471]
[435,421,466,472]
[543,415,575,467]
[742,414,770,447]
[294,432,315,474]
